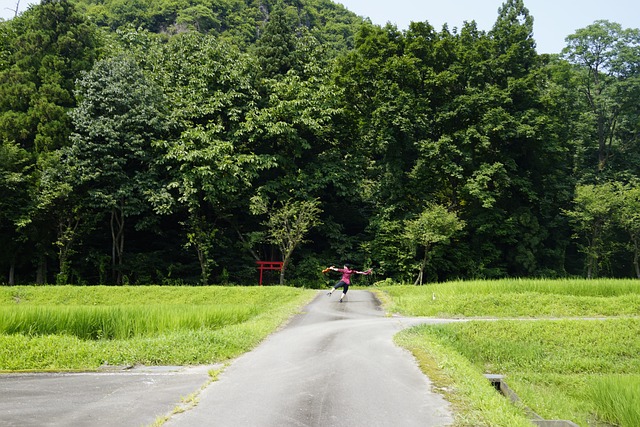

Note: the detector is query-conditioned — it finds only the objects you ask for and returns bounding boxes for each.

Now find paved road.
[0,365,216,427]
[166,290,453,427]
[0,290,453,427]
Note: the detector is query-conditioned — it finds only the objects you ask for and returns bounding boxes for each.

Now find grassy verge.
[379,278,640,317]
[0,286,316,371]
[377,279,640,427]
[395,328,533,427]
[149,365,228,427]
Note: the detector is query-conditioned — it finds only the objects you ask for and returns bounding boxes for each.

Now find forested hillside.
[72,0,363,49]
[1,0,639,285]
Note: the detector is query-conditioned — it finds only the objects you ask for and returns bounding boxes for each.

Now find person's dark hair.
[344,263,352,269]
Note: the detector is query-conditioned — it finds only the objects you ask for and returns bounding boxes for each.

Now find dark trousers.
[333,281,349,294]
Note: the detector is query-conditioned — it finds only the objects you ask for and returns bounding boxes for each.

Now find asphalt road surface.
[167,290,453,427]
[0,365,216,427]
[0,290,454,427]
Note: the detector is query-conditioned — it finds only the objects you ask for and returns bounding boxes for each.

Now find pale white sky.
[1,0,638,54]
[337,0,639,53]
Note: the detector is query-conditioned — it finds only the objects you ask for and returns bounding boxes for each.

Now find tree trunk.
[8,262,15,285]
[229,221,260,261]
[189,214,214,285]
[414,247,429,286]
[110,206,125,285]
[196,244,209,285]
[36,256,47,284]
[633,237,640,279]
[279,254,290,286]
[57,218,79,285]
[587,224,601,279]
[413,271,422,286]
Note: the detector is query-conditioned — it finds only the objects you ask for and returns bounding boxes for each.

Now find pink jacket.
[335,267,371,285]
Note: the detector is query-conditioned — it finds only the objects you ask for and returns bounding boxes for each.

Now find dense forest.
[1,0,639,286]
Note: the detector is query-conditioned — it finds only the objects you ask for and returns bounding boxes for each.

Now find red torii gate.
[255,261,283,286]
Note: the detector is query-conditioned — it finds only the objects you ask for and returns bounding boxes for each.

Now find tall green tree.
[147,31,276,283]
[255,1,299,78]
[341,1,571,278]
[66,55,168,284]
[36,149,97,285]
[0,0,99,152]
[564,183,618,278]
[445,0,572,277]
[248,14,360,270]
[0,141,32,284]
[562,20,640,176]
[0,0,100,283]
[616,183,640,278]
[407,21,477,210]
[404,204,465,285]
[335,22,423,209]
[461,0,548,276]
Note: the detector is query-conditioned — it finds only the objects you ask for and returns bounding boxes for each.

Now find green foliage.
[363,212,415,281]
[616,184,640,278]
[564,183,618,278]
[405,205,465,251]
[404,204,465,285]
[1,0,639,284]
[0,0,100,152]
[251,196,322,284]
[333,0,583,280]
[255,2,299,77]
[564,182,640,278]
[66,54,169,284]
[73,0,362,50]
[0,141,33,280]
[0,0,101,285]
[134,30,276,283]
[0,142,32,225]
[563,20,640,176]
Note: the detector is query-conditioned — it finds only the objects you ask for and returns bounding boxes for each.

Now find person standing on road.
[325,264,372,302]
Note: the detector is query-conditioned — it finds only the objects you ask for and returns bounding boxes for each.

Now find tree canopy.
[1,0,639,285]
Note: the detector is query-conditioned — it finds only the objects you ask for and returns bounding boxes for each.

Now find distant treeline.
[1,0,639,285]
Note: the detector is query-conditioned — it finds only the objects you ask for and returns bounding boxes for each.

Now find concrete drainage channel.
[484,374,580,427]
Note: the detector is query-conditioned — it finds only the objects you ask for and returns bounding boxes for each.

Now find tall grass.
[399,318,640,426]
[395,328,533,427]
[0,304,257,339]
[0,285,296,306]
[429,278,640,296]
[589,375,640,427]
[0,286,316,371]
[417,318,640,375]
[379,278,640,317]
[382,279,640,427]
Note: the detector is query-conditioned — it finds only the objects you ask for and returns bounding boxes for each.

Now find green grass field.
[380,278,640,317]
[379,278,640,427]
[2,280,639,427]
[0,285,316,371]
